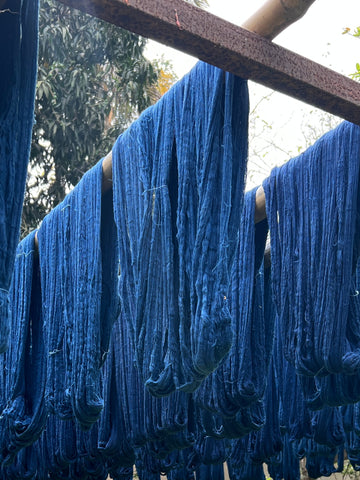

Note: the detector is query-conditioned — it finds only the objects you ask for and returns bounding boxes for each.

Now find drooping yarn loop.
[113,61,249,395]
[37,159,120,429]
[0,0,39,352]
[263,121,360,377]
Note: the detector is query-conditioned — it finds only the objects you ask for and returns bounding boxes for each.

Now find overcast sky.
[145,0,360,186]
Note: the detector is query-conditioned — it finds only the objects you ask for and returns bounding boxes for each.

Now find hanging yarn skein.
[263,121,360,377]
[113,61,249,395]
[194,188,270,421]
[38,159,120,429]
[0,0,39,352]
[0,231,47,466]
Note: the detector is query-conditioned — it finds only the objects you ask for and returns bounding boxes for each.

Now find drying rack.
[43,0,360,234]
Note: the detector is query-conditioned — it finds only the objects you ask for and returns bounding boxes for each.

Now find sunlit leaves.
[23,0,158,236]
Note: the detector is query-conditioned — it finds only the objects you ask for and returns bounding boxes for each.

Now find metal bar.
[57,0,360,124]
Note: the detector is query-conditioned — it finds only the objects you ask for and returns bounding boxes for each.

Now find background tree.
[23,0,156,235]
[23,0,207,236]
[247,23,359,190]
[349,26,360,80]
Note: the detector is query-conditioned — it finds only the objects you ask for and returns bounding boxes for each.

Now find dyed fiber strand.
[301,262,360,407]
[192,433,231,466]
[304,441,343,479]
[227,437,265,480]
[0,0,39,352]
[97,190,134,475]
[167,462,195,480]
[31,415,107,479]
[112,61,249,395]
[345,428,360,470]
[247,359,283,465]
[196,463,225,480]
[38,159,119,429]
[194,188,269,422]
[225,190,270,408]
[37,201,69,419]
[98,334,135,473]
[311,406,345,448]
[263,121,360,376]
[111,306,194,459]
[174,63,249,388]
[0,231,47,465]
[295,262,360,409]
[271,310,312,442]
[267,433,300,480]
[1,444,39,480]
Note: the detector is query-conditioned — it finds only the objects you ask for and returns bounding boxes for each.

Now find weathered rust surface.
[57,0,360,125]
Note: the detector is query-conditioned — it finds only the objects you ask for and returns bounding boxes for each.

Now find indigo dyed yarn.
[248,359,283,465]
[193,190,271,443]
[196,463,225,480]
[38,159,120,428]
[194,188,270,422]
[30,414,107,480]
[263,121,360,376]
[112,61,249,395]
[112,307,195,456]
[300,262,360,407]
[311,406,345,448]
[0,0,39,352]
[98,334,135,473]
[304,441,343,479]
[267,433,300,480]
[0,231,47,465]
[227,437,265,480]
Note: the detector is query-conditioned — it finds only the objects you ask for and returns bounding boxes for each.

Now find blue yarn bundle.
[30,415,108,480]
[112,61,249,395]
[227,437,265,480]
[193,190,271,445]
[248,359,283,466]
[37,159,120,429]
[267,433,301,480]
[0,0,39,352]
[167,460,195,480]
[311,406,345,449]
[263,121,360,377]
[0,231,47,466]
[196,463,225,480]
[304,441,343,479]
[97,336,135,475]
[299,261,360,408]
[106,302,196,480]
[194,188,270,423]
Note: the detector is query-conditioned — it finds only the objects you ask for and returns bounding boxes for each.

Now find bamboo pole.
[100,0,318,216]
[242,0,316,40]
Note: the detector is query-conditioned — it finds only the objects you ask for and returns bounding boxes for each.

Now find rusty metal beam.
[56,0,360,125]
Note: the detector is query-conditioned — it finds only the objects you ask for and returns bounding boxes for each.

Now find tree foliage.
[343,25,360,81]
[23,0,160,235]
[187,0,209,7]
[24,0,208,236]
